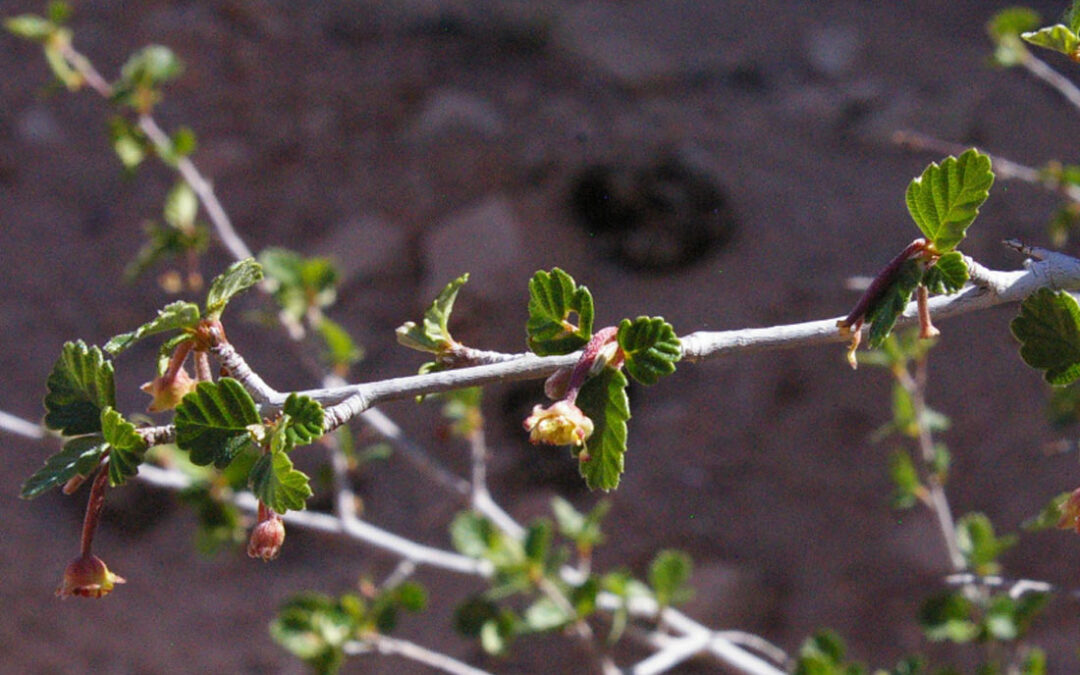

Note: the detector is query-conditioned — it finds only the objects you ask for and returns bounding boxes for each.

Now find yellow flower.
[524,401,594,447]
[56,554,125,599]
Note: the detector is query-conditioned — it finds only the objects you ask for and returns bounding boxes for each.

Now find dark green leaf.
[649,549,694,608]
[955,512,1016,575]
[46,2,71,24]
[571,575,599,618]
[4,14,55,41]
[794,630,859,675]
[905,149,994,253]
[922,252,968,295]
[104,301,200,355]
[919,592,979,643]
[20,435,108,499]
[524,519,553,566]
[617,316,681,385]
[44,341,116,436]
[865,259,923,348]
[174,378,260,467]
[575,368,630,491]
[1022,25,1080,58]
[526,268,594,356]
[280,394,325,449]
[454,595,501,638]
[101,406,147,486]
[168,127,197,161]
[889,450,922,510]
[1011,288,1080,385]
[205,258,263,318]
[395,273,469,353]
[393,581,428,612]
[250,450,313,513]
[270,593,356,674]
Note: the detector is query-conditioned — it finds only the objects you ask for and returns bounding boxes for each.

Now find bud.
[524,400,594,447]
[140,367,198,412]
[56,554,125,599]
[248,512,286,562]
[1058,488,1080,534]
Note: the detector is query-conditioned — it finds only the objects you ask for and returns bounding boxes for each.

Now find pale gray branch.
[347,634,493,675]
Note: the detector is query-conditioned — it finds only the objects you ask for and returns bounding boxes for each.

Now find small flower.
[1057,487,1080,533]
[56,554,125,599]
[140,367,197,412]
[524,400,594,447]
[248,511,286,562]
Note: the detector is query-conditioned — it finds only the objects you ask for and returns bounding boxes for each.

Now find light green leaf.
[922,251,968,295]
[104,301,200,355]
[1022,492,1071,532]
[163,182,198,229]
[523,597,573,632]
[396,273,469,353]
[108,116,148,171]
[281,394,325,448]
[270,593,356,673]
[44,341,116,436]
[316,318,362,370]
[888,450,922,510]
[617,316,681,385]
[205,258,263,319]
[20,435,108,499]
[1022,25,1080,58]
[1011,288,1080,385]
[986,8,1040,66]
[250,450,313,513]
[174,378,260,467]
[259,248,339,321]
[450,511,499,559]
[905,149,994,252]
[526,268,594,356]
[865,258,923,348]
[111,45,183,106]
[101,406,147,486]
[125,221,210,282]
[575,368,630,491]
[551,496,609,552]
[43,33,81,91]
[4,14,55,42]
[955,512,1016,575]
[649,549,694,608]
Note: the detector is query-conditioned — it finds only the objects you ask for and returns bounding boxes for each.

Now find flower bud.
[523,401,594,447]
[56,554,125,599]
[247,512,286,562]
[140,367,198,412]
[1058,487,1080,533]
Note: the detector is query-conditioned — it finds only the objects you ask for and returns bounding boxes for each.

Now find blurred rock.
[410,88,506,142]
[312,215,411,285]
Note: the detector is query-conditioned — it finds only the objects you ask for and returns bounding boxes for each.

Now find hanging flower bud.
[248,509,286,562]
[56,554,125,599]
[524,400,594,447]
[140,367,198,412]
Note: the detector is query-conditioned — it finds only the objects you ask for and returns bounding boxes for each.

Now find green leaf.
[163,182,198,229]
[111,45,183,107]
[794,630,855,675]
[177,484,246,556]
[526,268,594,356]
[20,435,108,499]
[101,407,147,487]
[125,221,210,282]
[44,341,116,436]
[1022,492,1071,531]
[1011,288,1080,385]
[523,597,573,632]
[905,149,994,253]
[259,248,340,321]
[174,378,260,467]
[270,593,356,674]
[865,259,923,348]
[104,301,200,355]
[159,127,198,167]
[450,511,500,559]
[888,450,922,510]
[918,592,979,643]
[395,273,469,353]
[617,316,681,385]
[316,318,362,371]
[205,258,263,319]
[551,496,609,552]
[575,368,630,491]
[649,549,694,608]
[524,519,553,566]
[453,596,518,655]
[922,251,968,295]
[280,394,325,449]
[1022,25,1080,58]
[955,512,1016,575]
[5,14,55,41]
[986,8,1040,66]
[393,581,428,612]
[250,450,313,513]
[107,116,149,171]
[1022,647,1048,675]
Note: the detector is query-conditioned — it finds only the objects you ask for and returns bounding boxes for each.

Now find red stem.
[563,326,619,403]
[163,339,194,383]
[840,239,928,329]
[79,467,110,557]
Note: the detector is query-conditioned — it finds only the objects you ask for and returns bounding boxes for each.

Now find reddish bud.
[56,554,125,599]
[1058,488,1080,534]
[248,512,286,562]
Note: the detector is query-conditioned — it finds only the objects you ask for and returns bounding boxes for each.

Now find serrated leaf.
[396,273,469,353]
[5,14,55,41]
[617,316,681,385]
[526,268,595,356]
[20,435,108,499]
[164,182,198,229]
[922,251,968,295]
[281,394,325,448]
[575,368,630,491]
[205,258,263,318]
[174,378,260,467]
[905,149,994,253]
[105,301,200,355]
[250,450,313,513]
[1022,25,1080,58]
[865,259,923,348]
[1011,288,1080,385]
[101,406,147,486]
[649,549,694,608]
[44,341,116,436]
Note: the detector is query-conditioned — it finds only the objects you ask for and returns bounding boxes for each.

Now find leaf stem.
[79,467,110,558]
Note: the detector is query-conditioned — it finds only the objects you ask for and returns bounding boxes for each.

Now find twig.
[0,409,46,439]
[1021,52,1080,115]
[346,634,493,675]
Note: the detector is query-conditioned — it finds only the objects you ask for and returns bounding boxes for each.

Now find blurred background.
[3,0,1080,672]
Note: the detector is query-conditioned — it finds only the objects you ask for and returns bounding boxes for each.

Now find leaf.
[44,341,116,436]
[905,149,994,253]
[864,259,923,348]
[395,273,469,353]
[108,116,148,171]
[270,593,356,674]
[523,597,573,632]
[316,318,362,371]
[551,496,609,552]
[5,14,55,42]
[163,182,198,229]
[617,316,681,385]
[125,221,210,282]
[450,511,500,559]
[1011,288,1080,385]
[888,450,922,510]
[43,33,82,91]
[922,251,968,295]
[111,45,184,107]
[205,258,263,319]
[575,368,630,491]
[20,435,108,499]
[174,378,260,467]
[955,512,1016,575]
[523,519,553,566]
[986,8,1041,66]
[281,394,325,448]
[648,549,694,608]
[250,450,313,513]
[101,407,147,487]
[1022,492,1071,532]
[259,248,339,321]
[1022,25,1080,59]
[526,268,594,356]
[918,592,979,643]
[104,301,201,355]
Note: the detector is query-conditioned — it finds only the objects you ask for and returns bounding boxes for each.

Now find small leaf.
[393,581,428,612]
[160,127,197,167]
[205,258,263,318]
[1011,288,1080,385]
[316,318,362,371]
[44,341,116,436]
[1022,492,1071,532]
[1022,25,1080,59]
[526,268,594,356]
[955,512,1016,575]
[617,316,681,385]
[1022,648,1048,675]
[888,450,923,510]
[101,407,147,487]
[5,14,55,42]
[794,629,850,673]
[395,273,469,353]
[575,368,630,491]
[551,496,609,552]
[108,116,149,171]
[20,435,108,499]
[43,35,82,90]
[919,592,979,643]
[865,258,923,348]
[649,549,694,608]
[986,8,1041,66]
[281,394,325,448]
[922,251,968,295]
[450,511,499,559]
[270,593,356,674]
[250,450,313,513]
[259,248,339,322]
[524,519,553,566]
[905,149,994,253]
[105,301,200,355]
[174,378,260,467]
[163,182,198,229]
[125,221,210,282]
[111,45,183,107]
[523,597,573,632]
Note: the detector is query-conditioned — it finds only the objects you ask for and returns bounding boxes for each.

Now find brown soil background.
[3,1,1080,673]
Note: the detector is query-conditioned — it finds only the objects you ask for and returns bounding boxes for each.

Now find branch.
[347,634,493,675]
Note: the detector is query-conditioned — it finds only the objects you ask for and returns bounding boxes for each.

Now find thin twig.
[1022,52,1080,115]
[347,634,494,675]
